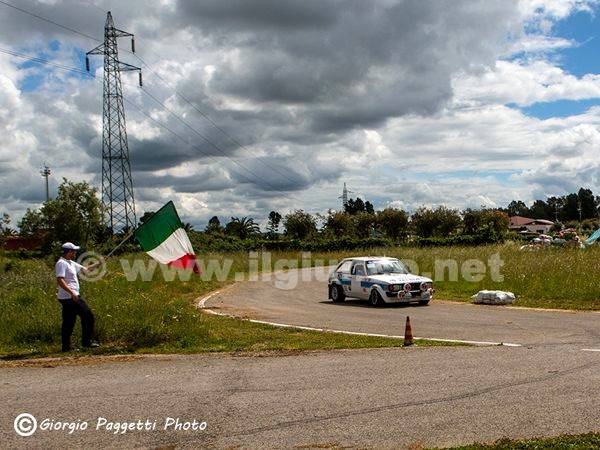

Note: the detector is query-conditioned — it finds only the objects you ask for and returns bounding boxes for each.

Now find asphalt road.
[2,267,599,449]
[205,267,600,348]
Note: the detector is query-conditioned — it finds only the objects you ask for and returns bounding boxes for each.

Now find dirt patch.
[0,353,174,368]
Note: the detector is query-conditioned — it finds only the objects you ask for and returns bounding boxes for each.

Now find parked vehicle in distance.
[328,257,434,307]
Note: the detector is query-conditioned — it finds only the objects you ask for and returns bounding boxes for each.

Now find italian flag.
[134,201,199,272]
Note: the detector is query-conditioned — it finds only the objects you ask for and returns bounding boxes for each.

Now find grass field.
[1,242,598,358]
[0,252,449,359]
[439,432,600,449]
[310,243,600,310]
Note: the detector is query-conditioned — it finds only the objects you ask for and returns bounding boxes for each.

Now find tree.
[411,206,461,238]
[529,200,549,220]
[323,211,355,237]
[139,211,156,225]
[506,200,529,217]
[462,209,509,238]
[562,193,579,221]
[18,209,45,236]
[345,197,366,215]
[183,222,194,232]
[365,201,375,215]
[283,210,317,239]
[376,208,409,241]
[0,213,15,236]
[267,211,282,236]
[578,188,596,220]
[546,196,565,222]
[225,217,260,240]
[205,216,223,234]
[353,212,376,238]
[18,178,102,247]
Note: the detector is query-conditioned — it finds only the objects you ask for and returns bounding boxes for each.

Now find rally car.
[328,257,434,306]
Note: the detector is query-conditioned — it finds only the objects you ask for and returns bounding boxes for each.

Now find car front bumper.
[384,288,434,303]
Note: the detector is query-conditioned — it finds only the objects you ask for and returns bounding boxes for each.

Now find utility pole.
[86,12,142,232]
[40,165,51,202]
[338,183,354,210]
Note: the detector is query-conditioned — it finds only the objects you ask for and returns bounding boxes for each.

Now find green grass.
[438,432,600,449]
[2,242,597,359]
[0,252,449,359]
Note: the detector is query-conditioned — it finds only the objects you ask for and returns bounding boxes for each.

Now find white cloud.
[455,60,600,106]
[1,0,600,228]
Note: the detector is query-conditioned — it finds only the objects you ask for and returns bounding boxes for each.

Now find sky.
[0,0,599,229]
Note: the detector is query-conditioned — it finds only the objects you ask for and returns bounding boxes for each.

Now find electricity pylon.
[338,183,354,209]
[86,11,142,232]
[40,165,51,202]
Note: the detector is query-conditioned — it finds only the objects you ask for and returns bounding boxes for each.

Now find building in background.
[509,216,554,234]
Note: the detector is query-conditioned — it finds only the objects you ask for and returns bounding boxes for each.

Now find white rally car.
[328,257,434,307]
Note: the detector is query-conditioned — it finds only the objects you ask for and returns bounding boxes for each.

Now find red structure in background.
[1,235,45,251]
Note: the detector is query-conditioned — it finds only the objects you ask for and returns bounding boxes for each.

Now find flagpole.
[106,228,136,257]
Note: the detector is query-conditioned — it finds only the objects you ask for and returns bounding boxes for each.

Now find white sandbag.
[472,290,515,305]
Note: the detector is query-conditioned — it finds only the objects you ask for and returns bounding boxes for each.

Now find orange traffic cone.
[403,316,414,347]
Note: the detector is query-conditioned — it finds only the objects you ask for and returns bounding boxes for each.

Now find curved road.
[2,267,599,449]
[204,267,600,348]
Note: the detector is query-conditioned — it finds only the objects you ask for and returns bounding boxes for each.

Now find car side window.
[352,264,365,276]
[337,260,352,274]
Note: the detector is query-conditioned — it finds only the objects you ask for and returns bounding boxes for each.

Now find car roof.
[341,256,398,262]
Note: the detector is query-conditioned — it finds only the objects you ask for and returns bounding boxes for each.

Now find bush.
[581,219,599,232]
[411,206,462,238]
[416,231,503,247]
[323,211,355,237]
[283,210,317,240]
[188,233,393,253]
[377,208,409,241]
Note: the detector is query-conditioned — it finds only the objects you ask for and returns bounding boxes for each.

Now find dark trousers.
[58,297,95,351]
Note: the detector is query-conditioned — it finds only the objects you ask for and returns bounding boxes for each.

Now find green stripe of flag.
[134,201,183,251]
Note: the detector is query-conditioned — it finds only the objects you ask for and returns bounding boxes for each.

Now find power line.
[140,87,302,193]
[0,47,306,200]
[0,0,99,42]
[0,0,303,190]
[0,47,89,75]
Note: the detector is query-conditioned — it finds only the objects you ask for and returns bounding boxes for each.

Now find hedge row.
[189,235,395,252]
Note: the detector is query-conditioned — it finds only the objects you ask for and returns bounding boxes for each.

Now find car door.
[335,260,353,296]
[351,262,368,299]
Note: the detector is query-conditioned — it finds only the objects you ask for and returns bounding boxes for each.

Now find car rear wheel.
[330,285,345,303]
[369,289,383,307]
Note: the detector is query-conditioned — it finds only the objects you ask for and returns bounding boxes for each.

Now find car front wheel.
[369,289,384,307]
[330,285,345,303]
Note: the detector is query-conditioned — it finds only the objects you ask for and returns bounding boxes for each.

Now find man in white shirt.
[56,242,102,352]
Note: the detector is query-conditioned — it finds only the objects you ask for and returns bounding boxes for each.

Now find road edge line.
[197,291,522,347]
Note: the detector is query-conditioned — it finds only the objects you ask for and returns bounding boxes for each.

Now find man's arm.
[57,277,79,301]
[78,260,103,274]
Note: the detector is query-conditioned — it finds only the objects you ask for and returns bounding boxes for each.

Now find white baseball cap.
[62,242,80,251]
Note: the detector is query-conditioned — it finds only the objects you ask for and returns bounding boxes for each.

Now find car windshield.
[366,260,409,275]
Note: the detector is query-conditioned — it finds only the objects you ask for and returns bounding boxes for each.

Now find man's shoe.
[83,342,100,349]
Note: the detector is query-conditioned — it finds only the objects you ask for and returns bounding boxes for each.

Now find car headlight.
[388,284,401,292]
[404,283,412,292]
[420,282,432,291]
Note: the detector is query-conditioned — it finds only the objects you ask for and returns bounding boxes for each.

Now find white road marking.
[581,348,600,352]
[197,291,522,347]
